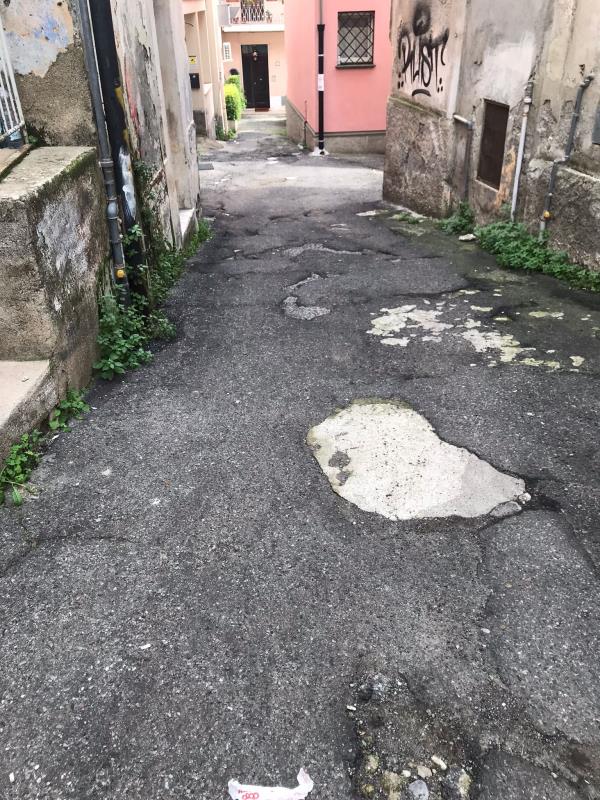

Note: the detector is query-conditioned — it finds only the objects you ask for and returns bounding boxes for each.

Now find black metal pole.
[317,22,325,154]
[88,0,135,230]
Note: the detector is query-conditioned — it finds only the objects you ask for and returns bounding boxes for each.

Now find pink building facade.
[285,0,392,153]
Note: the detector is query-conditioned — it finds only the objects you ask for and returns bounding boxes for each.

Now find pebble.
[490,500,522,518]
[441,767,472,799]
[417,765,432,779]
[407,779,429,800]
[431,755,447,771]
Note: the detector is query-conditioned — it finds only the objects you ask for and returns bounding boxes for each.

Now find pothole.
[307,400,527,520]
[283,296,330,320]
[287,273,322,291]
[284,243,360,257]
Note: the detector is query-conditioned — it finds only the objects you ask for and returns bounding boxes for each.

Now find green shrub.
[225,82,243,121]
[475,221,600,292]
[440,202,475,235]
[225,75,247,109]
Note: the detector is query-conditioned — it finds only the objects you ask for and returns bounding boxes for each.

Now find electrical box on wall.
[189,73,200,90]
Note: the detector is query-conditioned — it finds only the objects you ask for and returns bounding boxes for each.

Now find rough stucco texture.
[384,98,455,216]
[524,159,600,272]
[1,0,95,145]
[0,147,108,389]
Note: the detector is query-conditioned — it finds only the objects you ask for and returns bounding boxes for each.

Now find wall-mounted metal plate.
[189,72,200,90]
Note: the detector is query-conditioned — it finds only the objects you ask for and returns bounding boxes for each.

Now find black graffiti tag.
[397,2,450,97]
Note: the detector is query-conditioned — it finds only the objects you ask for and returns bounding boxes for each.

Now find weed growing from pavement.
[216,124,236,142]
[475,221,600,292]
[392,212,423,225]
[439,202,475,235]
[0,432,43,505]
[49,390,90,432]
[439,202,600,293]
[0,390,92,505]
[95,162,212,380]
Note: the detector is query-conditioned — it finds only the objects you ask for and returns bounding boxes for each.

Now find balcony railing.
[0,18,25,146]
[227,1,284,26]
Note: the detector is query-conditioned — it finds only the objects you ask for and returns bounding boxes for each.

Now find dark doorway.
[241,44,270,110]
[477,100,510,189]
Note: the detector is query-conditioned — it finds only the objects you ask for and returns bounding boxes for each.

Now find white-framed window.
[223,42,233,62]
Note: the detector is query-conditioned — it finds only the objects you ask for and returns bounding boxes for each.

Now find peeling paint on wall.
[2,0,74,77]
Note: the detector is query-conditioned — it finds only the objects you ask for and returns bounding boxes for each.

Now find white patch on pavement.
[460,328,526,362]
[307,401,526,520]
[368,306,453,338]
[529,310,564,319]
[570,355,585,367]
[367,301,567,369]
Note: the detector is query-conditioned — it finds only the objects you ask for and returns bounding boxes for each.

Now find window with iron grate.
[337,11,375,67]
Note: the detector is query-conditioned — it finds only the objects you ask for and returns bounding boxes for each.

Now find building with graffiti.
[384,0,600,270]
[285,0,393,153]
[0,0,199,458]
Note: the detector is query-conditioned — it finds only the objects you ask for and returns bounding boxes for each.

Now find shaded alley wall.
[384,0,600,270]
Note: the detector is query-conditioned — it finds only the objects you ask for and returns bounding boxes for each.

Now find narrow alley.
[1,115,600,800]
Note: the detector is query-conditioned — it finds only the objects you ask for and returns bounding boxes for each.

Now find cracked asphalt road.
[1,114,600,799]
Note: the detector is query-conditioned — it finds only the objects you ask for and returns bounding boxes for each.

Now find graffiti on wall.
[397,2,450,97]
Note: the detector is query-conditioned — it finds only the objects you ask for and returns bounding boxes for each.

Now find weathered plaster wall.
[0,0,96,145]
[457,0,552,219]
[110,0,180,243]
[520,0,600,269]
[152,0,199,213]
[0,147,109,389]
[385,0,467,214]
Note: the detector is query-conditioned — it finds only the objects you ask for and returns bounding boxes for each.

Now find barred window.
[337,12,375,67]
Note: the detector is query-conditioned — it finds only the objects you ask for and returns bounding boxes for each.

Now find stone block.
[384,96,456,217]
[0,146,109,390]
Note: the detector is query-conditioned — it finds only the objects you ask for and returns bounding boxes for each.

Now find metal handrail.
[0,17,25,145]
[233,0,277,24]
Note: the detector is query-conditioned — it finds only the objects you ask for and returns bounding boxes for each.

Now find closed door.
[241,44,270,110]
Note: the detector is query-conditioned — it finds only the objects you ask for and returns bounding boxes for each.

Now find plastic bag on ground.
[228,768,314,800]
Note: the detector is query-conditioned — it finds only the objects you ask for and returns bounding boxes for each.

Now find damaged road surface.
[2,116,600,800]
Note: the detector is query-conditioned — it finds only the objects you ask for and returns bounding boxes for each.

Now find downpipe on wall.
[540,74,594,238]
[453,115,474,201]
[77,0,129,295]
[317,0,325,154]
[510,76,534,222]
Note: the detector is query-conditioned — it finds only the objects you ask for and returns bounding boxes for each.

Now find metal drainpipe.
[317,0,325,154]
[76,0,128,292]
[511,77,534,222]
[453,114,474,201]
[540,74,594,237]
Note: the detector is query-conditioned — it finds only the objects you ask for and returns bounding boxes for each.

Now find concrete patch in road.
[307,400,526,520]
